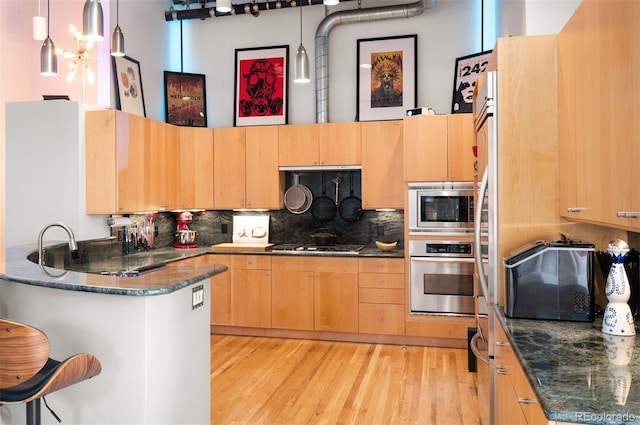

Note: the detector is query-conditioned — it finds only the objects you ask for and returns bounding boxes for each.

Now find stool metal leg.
[26,398,41,425]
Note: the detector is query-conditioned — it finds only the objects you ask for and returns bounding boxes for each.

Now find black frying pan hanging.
[311,173,337,222]
[339,172,363,222]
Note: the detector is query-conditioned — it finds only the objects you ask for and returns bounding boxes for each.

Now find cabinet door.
[179,126,214,210]
[403,115,448,181]
[145,120,180,211]
[231,269,271,328]
[271,266,314,330]
[117,113,147,213]
[209,255,232,325]
[86,110,118,214]
[446,114,474,181]
[278,124,319,166]
[246,126,283,209]
[358,304,405,335]
[214,127,246,209]
[318,122,361,165]
[314,268,358,333]
[361,120,404,209]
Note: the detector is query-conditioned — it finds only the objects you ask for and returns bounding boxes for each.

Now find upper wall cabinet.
[179,126,214,210]
[402,114,474,182]
[86,110,146,214]
[145,120,180,212]
[558,0,640,231]
[214,126,283,210]
[278,122,361,166]
[361,120,404,210]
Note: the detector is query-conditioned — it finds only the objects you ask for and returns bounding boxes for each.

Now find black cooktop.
[272,244,365,254]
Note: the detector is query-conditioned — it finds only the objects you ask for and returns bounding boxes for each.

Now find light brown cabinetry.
[405,314,475,344]
[278,122,361,166]
[210,254,272,328]
[361,120,404,209]
[494,323,547,425]
[214,126,283,209]
[179,126,214,210]
[145,120,180,211]
[85,110,146,214]
[358,258,405,335]
[558,0,640,230]
[403,114,474,182]
[271,256,359,333]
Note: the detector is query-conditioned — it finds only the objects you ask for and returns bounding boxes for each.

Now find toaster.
[503,239,595,322]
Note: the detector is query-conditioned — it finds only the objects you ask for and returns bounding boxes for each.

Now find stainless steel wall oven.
[409,240,475,315]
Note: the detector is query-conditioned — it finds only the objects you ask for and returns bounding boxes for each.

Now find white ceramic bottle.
[602,239,636,336]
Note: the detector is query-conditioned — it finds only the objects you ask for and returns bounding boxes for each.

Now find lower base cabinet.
[271,256,358,333]
[495,322,547,425]
[208,254,272,328]
[358,258,405,335]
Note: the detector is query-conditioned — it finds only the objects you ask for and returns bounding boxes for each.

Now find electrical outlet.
[377,224,385,236]
[221,223,228,234]
[192,285,204,310]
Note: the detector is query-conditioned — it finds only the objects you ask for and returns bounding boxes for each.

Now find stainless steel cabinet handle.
[496,341,510,347]
[617,212,639,218]
[518,397,538,404]
[567,207,585,212]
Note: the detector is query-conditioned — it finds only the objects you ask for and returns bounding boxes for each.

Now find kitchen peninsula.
[0,243,227,425]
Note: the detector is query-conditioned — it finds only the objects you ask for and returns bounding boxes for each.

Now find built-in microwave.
[408,182,475,235]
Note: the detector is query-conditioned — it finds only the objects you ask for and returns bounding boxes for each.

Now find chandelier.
[56,24,97,86]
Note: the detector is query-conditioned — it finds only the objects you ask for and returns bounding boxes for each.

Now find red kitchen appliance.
[174,211,198,249]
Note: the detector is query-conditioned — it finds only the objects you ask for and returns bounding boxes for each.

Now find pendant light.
[40,0,57,76]
[294,5,310,83]
[217,0,232,13]
[82,0,104,42]
[110,0,125,57]
[323,0,340,5]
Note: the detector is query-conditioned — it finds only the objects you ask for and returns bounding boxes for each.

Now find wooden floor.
[211,334,481,425]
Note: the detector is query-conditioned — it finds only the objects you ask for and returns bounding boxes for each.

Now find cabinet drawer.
[229,255,271,270]
[359,288,404,304]
[359,272,404,289]
[358,303,405,335]
[359,257,404,274]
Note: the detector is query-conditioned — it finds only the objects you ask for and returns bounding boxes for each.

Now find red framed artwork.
[234,45,289,127]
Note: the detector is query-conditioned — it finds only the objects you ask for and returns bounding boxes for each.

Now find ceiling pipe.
[314,0,437,123]
[165,0,356,21]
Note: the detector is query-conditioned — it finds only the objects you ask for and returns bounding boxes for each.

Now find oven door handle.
[470,332,489,365]
[474,167,490,302]
[410,257,475,263]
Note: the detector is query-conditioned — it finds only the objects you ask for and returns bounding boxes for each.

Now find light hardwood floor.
[211,335,482,424]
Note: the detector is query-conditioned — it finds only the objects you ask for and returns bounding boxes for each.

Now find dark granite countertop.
[0,244,227,296]
[206,246,405,258]
[498,310,640,425]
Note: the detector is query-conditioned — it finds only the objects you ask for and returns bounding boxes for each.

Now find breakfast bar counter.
[0,243,227,425]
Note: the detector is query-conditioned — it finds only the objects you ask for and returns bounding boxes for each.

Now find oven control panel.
[409,241,473,257]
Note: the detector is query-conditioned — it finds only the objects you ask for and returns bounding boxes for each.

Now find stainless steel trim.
[279,165,362,172]
[474,168,490,302]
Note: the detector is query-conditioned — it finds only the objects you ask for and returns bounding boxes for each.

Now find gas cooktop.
[272,244,365,254]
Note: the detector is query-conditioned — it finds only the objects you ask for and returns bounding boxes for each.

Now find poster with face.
[452,51,492,114]
[234,46,289,126]
[357,35,417,121]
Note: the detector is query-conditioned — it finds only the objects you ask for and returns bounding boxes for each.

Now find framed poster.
[356,34,417,121]
[234,45,289,126]
[452,50,492,113]
[164,71,207,127]
[112,55,146,117]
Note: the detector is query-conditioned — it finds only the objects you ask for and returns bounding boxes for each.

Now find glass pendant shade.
[83,0,104,41]
[294,44,310,83]
[111,25,125,56]
[33,16,47,41]
[40,37,57,76]
[217,0,232,13]
[323,0,340,5]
